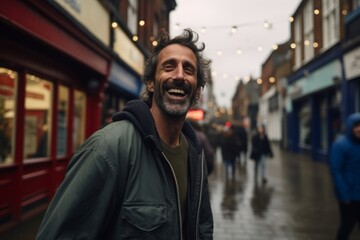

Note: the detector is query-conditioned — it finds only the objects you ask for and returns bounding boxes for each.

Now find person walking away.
[250,125,273,184]
[329,113,360,240]
[235,119,248,168]
[220,123,240,180]
[36,28,213,240]
[189,119,215,175]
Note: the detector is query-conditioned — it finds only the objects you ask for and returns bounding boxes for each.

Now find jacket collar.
[112,100,199,153]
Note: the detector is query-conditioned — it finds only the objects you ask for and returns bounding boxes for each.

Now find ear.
[147,81,154,92]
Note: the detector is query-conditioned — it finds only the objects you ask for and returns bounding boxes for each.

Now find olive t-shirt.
[161,133,189,223]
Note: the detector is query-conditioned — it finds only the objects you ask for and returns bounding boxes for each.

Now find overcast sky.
[170,0,302,108]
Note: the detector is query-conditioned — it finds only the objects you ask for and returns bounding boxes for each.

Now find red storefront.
[0,1,111,233]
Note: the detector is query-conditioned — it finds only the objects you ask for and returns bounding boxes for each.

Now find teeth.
[168,88,185,95]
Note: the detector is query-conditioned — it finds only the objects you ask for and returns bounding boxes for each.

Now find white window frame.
[127,0,138,35]
[304,0,314,62]
[322,0,340,50]
[294,16,302,69]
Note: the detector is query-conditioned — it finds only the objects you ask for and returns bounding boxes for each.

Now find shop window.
[24,74,53,160]
[299,103,311,149]
[319,98,328,150]
[0,67,17,165]
[57,85,69,157]
[73,90,86,151]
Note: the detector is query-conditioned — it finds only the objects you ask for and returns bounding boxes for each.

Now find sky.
[170,0,302,108]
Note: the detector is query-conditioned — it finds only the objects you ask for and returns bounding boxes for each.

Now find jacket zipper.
[195,150,205,240]
[161,152,183,240]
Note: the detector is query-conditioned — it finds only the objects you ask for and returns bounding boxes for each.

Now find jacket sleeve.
[329,140,350,202]
[36,145,119,239]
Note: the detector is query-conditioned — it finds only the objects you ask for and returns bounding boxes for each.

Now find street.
[210,144,360,240]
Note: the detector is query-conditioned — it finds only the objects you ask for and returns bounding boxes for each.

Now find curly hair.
[141,28,211,106]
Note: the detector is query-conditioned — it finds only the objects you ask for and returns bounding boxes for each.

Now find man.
[36,29,213,240]
[330,113,360,240]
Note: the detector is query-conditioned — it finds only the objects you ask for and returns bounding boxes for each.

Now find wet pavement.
[2,144,360,239]
[209,144,360,240]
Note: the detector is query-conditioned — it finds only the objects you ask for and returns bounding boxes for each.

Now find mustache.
[163,80,192,94]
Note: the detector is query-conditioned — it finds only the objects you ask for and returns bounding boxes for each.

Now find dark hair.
[141,28,211,105]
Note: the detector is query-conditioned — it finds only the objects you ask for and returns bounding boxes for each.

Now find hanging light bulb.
[231,26,238,34]
[200,26,207,34]
[263,20,272,29]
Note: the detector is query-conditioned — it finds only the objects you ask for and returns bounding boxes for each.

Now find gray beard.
[154,85,196,118]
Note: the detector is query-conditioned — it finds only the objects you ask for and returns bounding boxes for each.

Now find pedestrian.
[329,113,360,240]
[219,122,240,179]
[249,124,273,184]
[36,28,213,240]
[189,119,215,175]
[235,119,248,168]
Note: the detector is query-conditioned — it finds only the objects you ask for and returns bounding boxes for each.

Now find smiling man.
[36,29,214,240]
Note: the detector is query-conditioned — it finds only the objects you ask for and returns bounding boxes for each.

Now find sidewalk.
[209,143,360,240]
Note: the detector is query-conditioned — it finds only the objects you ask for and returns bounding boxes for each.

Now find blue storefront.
[101,60,143,125]
[286,44,343,162]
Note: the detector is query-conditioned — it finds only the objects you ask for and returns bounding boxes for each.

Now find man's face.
[352,122,360,139]
[149,44,200,117]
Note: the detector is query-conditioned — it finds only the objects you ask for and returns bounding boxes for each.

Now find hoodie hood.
[346,113,360,140]
[111,100,199,152]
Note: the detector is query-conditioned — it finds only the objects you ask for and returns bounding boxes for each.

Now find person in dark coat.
[220,123,240,179]
[329,113,360,240]
[250,125,273,184]
[235,120,248,167]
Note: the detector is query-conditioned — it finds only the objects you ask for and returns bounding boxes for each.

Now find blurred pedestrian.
[235,119,248,168]
[329,113,360,240]
[220,122,240,179]
[250,125,273,184]
[189,119,215,175]
[36,29,213,240]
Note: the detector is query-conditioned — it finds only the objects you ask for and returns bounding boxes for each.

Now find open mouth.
[167,88,186,97]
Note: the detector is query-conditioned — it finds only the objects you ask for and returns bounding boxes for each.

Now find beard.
[153,80,197,118]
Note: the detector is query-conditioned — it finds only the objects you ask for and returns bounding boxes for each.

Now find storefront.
[0,0,111,233]
[286,46,342,161]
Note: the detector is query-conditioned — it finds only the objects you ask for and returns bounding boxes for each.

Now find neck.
[150,105,185,147]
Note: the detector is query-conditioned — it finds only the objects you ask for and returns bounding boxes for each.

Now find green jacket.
[36,100,213,240]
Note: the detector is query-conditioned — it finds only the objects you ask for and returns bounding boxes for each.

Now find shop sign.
[55,0,110,45]
[109,62,141,96]
[344,46,360,80]
[114,28,145,75]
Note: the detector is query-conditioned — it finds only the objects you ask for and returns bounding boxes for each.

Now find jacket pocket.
[119,203,167,239]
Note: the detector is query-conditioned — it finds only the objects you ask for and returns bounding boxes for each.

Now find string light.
[173,15,294,83]
[139,20,145,26]
[111,22,118,28]
[236,49,242,55]
[200,27,207,34]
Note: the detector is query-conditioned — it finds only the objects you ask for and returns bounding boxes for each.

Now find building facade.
[285,0,357,161]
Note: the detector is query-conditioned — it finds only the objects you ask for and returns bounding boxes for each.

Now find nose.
[173,65,185,80]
